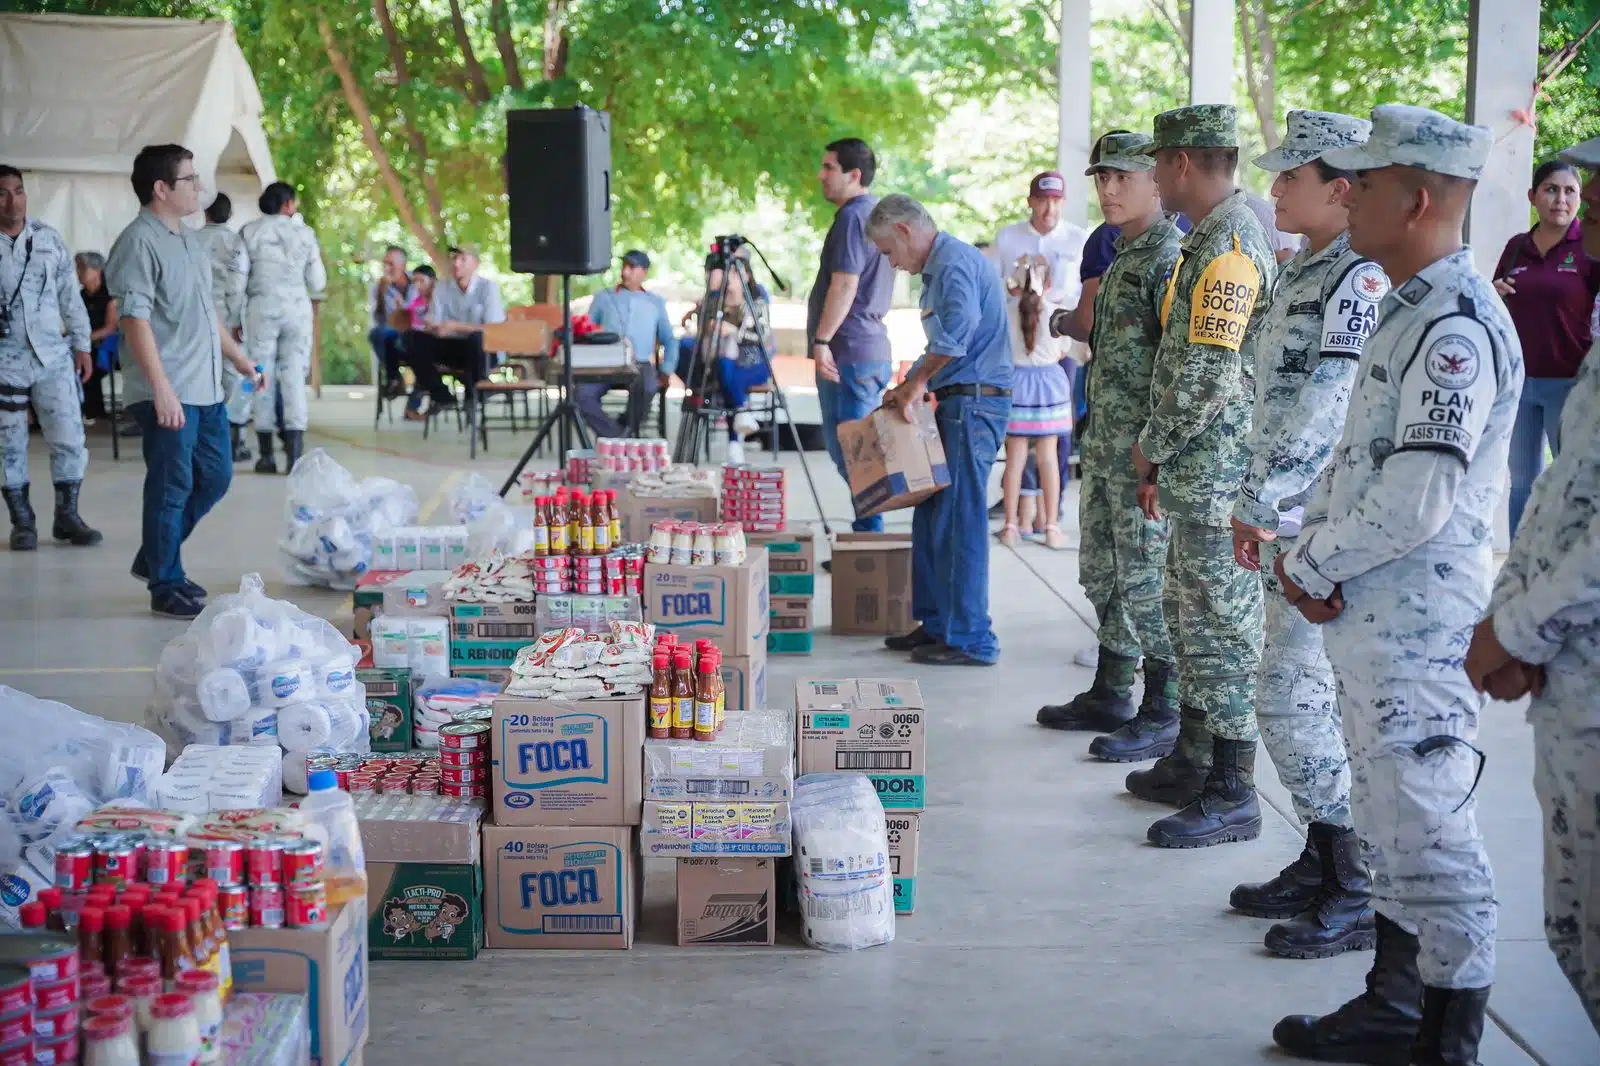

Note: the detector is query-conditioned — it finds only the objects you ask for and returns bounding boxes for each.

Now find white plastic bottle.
[297,769,367,905]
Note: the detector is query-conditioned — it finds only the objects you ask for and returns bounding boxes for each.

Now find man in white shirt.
[405,244,505,417]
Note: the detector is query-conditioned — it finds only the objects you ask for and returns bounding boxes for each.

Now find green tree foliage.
[1536,1,1600,163]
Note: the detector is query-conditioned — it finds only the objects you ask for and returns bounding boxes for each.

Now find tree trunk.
[318,18,446,268]
[544,0,571,81]
[1237,0,1280,148]
[373,0,445,223]
[448,0,493,104]
[491,0,525,92]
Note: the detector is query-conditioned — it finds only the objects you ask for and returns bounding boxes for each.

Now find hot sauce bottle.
[591,492,612,554]
[604,491,621,547]
[533,496,551,557]
[671,647,695,740]
[648,651,672,740]
[693,658,718,742]
[549,490,570,554]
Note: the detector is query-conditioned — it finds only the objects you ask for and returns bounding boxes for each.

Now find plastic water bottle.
[240,364,262,396]
[297,769,367,906]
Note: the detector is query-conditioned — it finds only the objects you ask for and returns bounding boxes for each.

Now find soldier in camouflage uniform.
[240,181,326,475]
[0,165,102,551]
[1227,111,1388,960]
[1035,133,1180,753]
[1466,135,1600,1037]
[193,193,252,462]
[1126,105,1275,849]
[1273,106,1516,1066]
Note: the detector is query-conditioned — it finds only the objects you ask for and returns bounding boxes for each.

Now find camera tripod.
[672,236,828,530]
[497,273,591,497]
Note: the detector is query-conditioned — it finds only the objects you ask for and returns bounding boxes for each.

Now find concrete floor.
[1,389,1595,1066]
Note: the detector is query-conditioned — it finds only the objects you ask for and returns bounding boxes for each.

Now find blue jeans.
[369,326,405,381]
[818,360,892,533]
[1508,376,1575,535]
[129,401,232,597]
[912,393,1010,662]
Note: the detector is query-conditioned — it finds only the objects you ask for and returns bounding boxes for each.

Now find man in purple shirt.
[808,138,895,533]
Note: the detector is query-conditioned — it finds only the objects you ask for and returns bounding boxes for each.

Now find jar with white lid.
[176,969,223,1063]
[147,992,201,1066]
[82,1014,140,1066]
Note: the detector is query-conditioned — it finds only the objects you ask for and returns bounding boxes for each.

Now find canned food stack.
[0,929,82,1066]
[314,751,472,799]
[517,469,564,502]
[564,448,597,485]
[644,522,747,568]
[721,464,786,533]
[243,838,330,931]
[595,438,671,474]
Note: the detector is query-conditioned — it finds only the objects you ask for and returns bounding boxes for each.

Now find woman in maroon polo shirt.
[1493,160,1598,533]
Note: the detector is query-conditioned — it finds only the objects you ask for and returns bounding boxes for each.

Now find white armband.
[1394,315,1498,467]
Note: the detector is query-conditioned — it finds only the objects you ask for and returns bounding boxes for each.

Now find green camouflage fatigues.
[1078,214,1184,665]
[1138,189,1276,741]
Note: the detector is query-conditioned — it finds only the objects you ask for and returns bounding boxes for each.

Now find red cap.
[37,887,63,911]
[78,906,106,934]
[84,993,133,1021]
[17,901,45,929]
[105,904,131,931]
[181,897,202,925]
[138,904,167,929]
[166,909,189,933]
[1029,171,1067,199]
[175,970,219,996]
[86,885,115,904]
[82,1013,133,1041]
[118,957,160,980]
[118,973,162,998]
[697,657,715,674]
[673,647,692,667]
[151,992,194,1020]
[79,970,111,999]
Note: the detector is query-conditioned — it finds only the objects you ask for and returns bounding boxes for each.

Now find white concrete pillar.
[1187,0,1235,106]
[1057,0,1093,231]
[1465,0,1540,280]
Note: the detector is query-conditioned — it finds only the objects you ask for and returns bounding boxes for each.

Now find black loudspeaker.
[506,106,612,275]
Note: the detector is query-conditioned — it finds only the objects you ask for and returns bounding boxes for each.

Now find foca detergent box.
[491,696,644,826]
[796,679,926,811]
[482,825,639,949]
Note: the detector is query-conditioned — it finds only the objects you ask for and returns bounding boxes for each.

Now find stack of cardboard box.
[829,534,915,637]
[483,694,645,949]
[751,531,816,656]
[642,545,769,708]
[795,679,925,915]
[360,795,487,960]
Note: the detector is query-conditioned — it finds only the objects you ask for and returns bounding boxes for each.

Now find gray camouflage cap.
[1321,105,1491,180]
[1559,136,1600,167]
[1254,110,1373,172]
[1087,133,1156,175]
[1152,105,1240,150]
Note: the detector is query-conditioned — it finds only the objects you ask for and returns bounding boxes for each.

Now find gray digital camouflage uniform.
[240,214,326,432]
[1240,117,1389,828]
[194,221,251,426]
[1140,106,1276,742]
[0,218,91,489]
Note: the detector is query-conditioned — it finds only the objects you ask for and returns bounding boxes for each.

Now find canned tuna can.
[439,782,472,798]
[409,777,439,796]
[438,765,483,786]
[359,759,392,774]
[143,839,189,887]
[52,841,93,893]
[0,1038,30,1066]
[450,707,491,724]
[439,722,489,751]
[204,841,245,887]
[307,754,339,772]
[32,978,77,1013]
[93,843,136,889]
[0,1011,30,1046]
[286,883,328,928]
[31,1006,75,1039]
[1,936,77,986]
[0,967,29,1017]
[249,886,285,929]
[335,769,351,791]
[371,776,406,795]
[437,748,485,769]
[344,774,376,794]
[247,839,285,888]
[218,885,248,931]
[34,1030,77,1066]
[333,754,362,770]
[282,841,323,887]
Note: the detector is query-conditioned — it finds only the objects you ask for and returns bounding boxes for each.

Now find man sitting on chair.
[578,250,674,438]
[403,245,504,420]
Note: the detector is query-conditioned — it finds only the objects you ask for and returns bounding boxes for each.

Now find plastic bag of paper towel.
[281,447,419,589]
[792,773,896,952]
[148,574,370,781]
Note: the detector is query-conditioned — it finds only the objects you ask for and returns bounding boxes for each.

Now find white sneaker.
[726,439,747,465]
[732,412,760,438]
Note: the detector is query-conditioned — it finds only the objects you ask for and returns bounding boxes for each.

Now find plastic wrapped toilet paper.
[323,700,366,748]
[792,774,896,952]
[277,702,333,750]
[318,655,357,696]
[239,706,280,744]
[201,607,277,671]
[281,749,325,795]
[260,661,316,707]
[197,668,253,722]
[281,449,420,588]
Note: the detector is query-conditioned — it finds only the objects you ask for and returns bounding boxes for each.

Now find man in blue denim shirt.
[871,194,1014,666]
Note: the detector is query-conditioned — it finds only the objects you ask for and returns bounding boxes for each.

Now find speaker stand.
[498,274,591,497]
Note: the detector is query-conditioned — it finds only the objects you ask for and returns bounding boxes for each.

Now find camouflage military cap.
[1559,135,1600,168]
[1152,105,1240,150]
[1321,105,1491,180]
[1253,110,1372,172]
[1087,133,1156,175]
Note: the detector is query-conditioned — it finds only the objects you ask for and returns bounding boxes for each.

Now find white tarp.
[0,12,276,255]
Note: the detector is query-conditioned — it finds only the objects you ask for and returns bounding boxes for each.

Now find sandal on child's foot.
[1044,524,1070,550]
[997,523,1022,547]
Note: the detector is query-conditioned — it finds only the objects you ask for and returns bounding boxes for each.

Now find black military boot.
[1410,986,1490,1066]
[1272,912,1424,1065]
[254,432,277,474]
[230,423,253,462]
[1265,822,1377,958]
[1124,704,1211,803]
[2,485,37,551]
[1147,735,1262,848]
[1036,647,1138,731]
[281,430,304,474]
[1232,836,1321,919]
[51,482,102,546]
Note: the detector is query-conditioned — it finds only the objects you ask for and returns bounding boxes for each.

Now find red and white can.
[344,774,377,794]
[217,885,248,931]
[204,841,245,887]
[0,1011,31,1046]
[23,941,76,986]
[249,886,284,929]
[438,765,484,786]
[52,842,93,893]
[247,840,285,888]
[143,839,189,887]
[439,722,489,751]
[439,782,474,799]
[31,1007,76,1039]
[360,760,392,775]
[436,748,483,769]
[409,777,439,796]
[32,979,77,1013]
[282,841,323,888]
[375,776,410,795]
[0,969,29,1017]
[34,1030,77,1066]
[93,843,136,889]
[286,883,328,928]
[0,1039,31,1066]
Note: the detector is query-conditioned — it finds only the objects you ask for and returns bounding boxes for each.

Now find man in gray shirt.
[403,244,505,418]
[106,143,264,619]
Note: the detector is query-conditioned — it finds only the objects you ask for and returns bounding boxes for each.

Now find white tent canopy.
[0,12,276,255]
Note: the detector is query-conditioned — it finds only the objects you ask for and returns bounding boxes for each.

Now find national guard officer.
[1466,133,1600,1036]
[240,180,326,474]
[1273,105,1516,1066]
[1035,133,1181,760]
[1127,105,1276,849]
[194,192,252,462]
[1229,111,1388,960]
[0,164,102,551]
